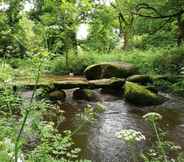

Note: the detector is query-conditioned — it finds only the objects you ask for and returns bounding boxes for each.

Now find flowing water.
[20,75,184,162]
[54,90,184,162]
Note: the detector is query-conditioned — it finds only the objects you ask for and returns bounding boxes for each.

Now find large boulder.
[127,75,153,85]
[84,62,138,80]
[124,82,165,106]
[73,88,101,101]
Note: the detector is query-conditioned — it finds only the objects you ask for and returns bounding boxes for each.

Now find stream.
[20,77,184,162]
[50,90,184,162]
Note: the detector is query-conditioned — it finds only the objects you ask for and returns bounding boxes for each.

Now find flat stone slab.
[13,75,125,89]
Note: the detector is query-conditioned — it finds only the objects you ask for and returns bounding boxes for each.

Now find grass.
[4,46,184,76]
[2,46,184,95]
[43,46,184,76]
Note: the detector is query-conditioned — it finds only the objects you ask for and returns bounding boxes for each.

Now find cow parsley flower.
[116,129,146,143]
[143,112,162,122]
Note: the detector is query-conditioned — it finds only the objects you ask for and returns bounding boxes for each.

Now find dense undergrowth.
[5,46,184,96]
[47,46,184,75]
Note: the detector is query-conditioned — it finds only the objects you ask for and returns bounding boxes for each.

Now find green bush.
[50,52,95,75]
[153,47,184,75]
[49,46,184,76]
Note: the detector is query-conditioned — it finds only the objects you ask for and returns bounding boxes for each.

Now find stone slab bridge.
[13,76,125,90]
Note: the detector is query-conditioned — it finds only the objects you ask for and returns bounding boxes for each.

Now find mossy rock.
[73,88,101,101]
[127,75,153,85]
[84,62,138,80]
[124,82,165,106]
[48,90,66,101]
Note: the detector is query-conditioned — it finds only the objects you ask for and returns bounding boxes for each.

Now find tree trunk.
[123,31,128,50]
[176,14,184,46]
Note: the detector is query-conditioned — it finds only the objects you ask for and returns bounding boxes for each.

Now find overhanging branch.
[132,10,184,19]
[133,3,184,19]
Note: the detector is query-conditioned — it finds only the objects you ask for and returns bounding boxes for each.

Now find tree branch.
[132,10,184,19]
[133,3,184,19]
[110,3,128,25]
[135,3,162,16]
[150,18,173,34]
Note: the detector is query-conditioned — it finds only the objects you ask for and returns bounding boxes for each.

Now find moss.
[124,82,163,106]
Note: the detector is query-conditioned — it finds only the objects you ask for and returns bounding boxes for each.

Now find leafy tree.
[0,0,26,57]
[29,0,93,54]
[134,0,184,46]
[111,0,138,50]
[85,5,118,52]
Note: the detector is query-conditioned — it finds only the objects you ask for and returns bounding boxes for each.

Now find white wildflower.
[116,129,146,143]
[143,112,162,122]
[171,145,182,150]
[17,154,25,162]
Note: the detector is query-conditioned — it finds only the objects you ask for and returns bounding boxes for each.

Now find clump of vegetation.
[0,55,96,162]
[116,112,184,162]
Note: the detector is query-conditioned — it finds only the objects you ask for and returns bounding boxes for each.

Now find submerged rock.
[84,62,138,80]
[127,75,153,85]
[124,82,165,106]
[73,88,101,101]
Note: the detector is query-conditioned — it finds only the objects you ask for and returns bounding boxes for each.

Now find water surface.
[57,91,184,162]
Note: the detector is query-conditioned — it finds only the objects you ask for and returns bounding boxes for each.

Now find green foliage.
[117,112,184,162]
[142,112,183,162]
[50,46,184,75]
[0,88,22,115]
[29,123,81,161]
[50,51,95,74]
[85,5,118,51]
[0,30,22,57]
[0,62,14,82]
[0,0,184,161]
